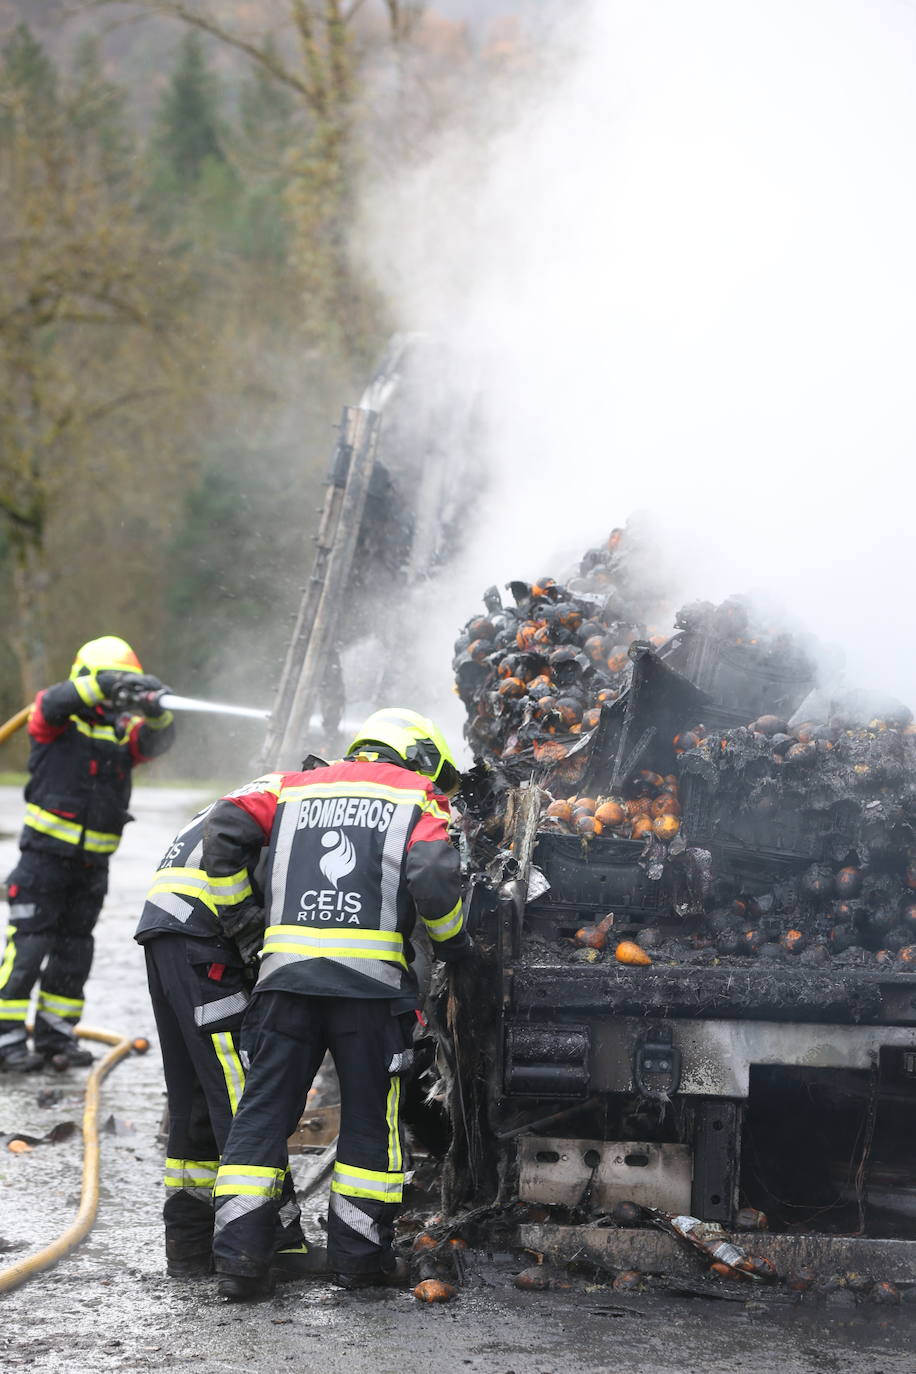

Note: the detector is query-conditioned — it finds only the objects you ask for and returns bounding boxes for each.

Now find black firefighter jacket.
[202,759,469,1006]
[21,679,176,864]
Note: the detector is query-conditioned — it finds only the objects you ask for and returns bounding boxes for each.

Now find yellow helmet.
[347,708,460,797]
[70,636,143,679]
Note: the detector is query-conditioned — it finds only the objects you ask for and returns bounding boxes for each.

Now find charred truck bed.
[445,526,916,1264]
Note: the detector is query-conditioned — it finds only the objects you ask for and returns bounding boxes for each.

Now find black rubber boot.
[271,1243,328,1282]
[0,1044,44,1073]
[44,1042,94,1071]
[217,1273,274,1303]
[167,1253,213,1279]
[332,1257,409,1290]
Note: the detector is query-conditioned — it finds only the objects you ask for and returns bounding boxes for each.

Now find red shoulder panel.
[28,691,67,745]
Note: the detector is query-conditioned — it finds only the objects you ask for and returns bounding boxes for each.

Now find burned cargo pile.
[453,534,916,972]
[442,539,916,1258]
[453,525,671,788]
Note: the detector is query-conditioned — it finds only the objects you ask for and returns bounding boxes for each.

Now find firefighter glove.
[219,898,266,967]
[111,673,166,713]
[96,669,128,700]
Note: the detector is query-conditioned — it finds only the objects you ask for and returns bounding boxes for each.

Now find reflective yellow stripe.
[74,675,105,708]
[277,781,427,807]
[37,990,84,1016]
[148,872,217,915]
[423,898,464,943]
[83,827,120,855]
[164,1157,219,1189]
[0,998,30,1019]
[214,1163,284,1197]
[73,717,125,744]
[25,804,82,845]
[261,925,407,969]
[331,1161,404,1203]
[212,1031,246,1114]
[207,870,253,908]
[144,711,174,730]
[148,866,252,915]
[0,927,17,992]
[422,796,449,822]
[23,805,119,854]
[227,773,284,799]
[386,1076,401,1174]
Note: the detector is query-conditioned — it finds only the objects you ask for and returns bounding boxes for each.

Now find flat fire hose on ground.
[0,1027,150,1295]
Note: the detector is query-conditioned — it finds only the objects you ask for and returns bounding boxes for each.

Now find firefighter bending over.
[0,637,175,1072]
[134,776,324,1280]
[202,708,471,1302]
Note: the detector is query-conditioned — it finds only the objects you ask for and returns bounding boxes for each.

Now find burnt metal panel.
[504,1022,591,1098]
[691,1097,743,1224]
[511,963,916,1026]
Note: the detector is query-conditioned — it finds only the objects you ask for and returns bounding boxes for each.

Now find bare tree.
[0,79,188,696]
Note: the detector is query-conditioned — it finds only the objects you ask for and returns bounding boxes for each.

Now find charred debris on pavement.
[414,524,916,1297]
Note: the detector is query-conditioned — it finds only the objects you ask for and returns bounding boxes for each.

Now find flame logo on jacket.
[318,830,356,888]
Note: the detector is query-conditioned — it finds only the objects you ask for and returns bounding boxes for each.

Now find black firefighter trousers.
[144,935,304,1266]
[1,850,108,1057]
[213,990,413,1280]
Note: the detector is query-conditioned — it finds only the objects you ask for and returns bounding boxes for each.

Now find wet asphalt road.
[1,785,916,1374]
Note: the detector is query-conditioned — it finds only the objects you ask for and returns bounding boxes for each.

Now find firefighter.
[0,637,175,1072]
[134,777,324,1279]
[201,708,471,1302]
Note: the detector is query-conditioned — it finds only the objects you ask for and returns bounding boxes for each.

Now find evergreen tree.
[0,24,57,136]
[152,32,226,192]
[69,36,132,180]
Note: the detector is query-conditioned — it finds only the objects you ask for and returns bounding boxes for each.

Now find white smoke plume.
[362,0,916,744]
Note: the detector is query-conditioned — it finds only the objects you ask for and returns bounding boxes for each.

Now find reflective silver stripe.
[0,1027,27,1049]
[329,1192,383,1247]
[278,1198,301,1227]
[37,991,83,1015]
[175,1186,213,1204]
[35,1009,77,1037]
[257,951,299,981]
[152,871,210,897]
[270,795,301,922]
[213,1194,271,1235]
[379,802,413,933]
[185,839,204,867]
[387,1049,414,1074]
[194,991,249,1027]
[208,873,253,904]
[8,903,36,920]
[149,891,195,924]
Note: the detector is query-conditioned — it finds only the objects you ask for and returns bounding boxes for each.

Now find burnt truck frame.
[446,637,916,1252]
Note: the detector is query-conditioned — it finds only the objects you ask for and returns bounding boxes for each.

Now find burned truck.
[444,530,916,1255]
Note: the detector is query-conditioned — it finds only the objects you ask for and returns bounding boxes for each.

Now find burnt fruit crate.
[680,771,860,862]
[661,631,814,723]
[526,831,669,925]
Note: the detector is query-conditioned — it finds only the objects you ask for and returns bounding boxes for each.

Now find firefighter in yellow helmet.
[0,637,175,1071]
[200,708,470,1301]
